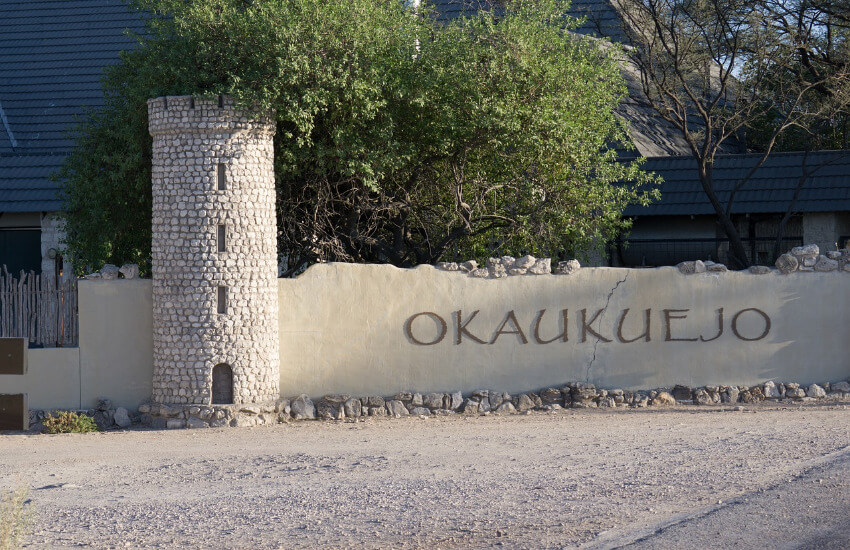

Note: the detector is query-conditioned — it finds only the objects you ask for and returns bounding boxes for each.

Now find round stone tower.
[148,95,279,406]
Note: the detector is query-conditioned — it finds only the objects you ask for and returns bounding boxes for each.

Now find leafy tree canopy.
[60,0,658,275]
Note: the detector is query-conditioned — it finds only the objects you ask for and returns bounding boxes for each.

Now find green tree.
[60,0,658,275]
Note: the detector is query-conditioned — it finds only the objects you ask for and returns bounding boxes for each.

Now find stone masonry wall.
[148,95,280,405]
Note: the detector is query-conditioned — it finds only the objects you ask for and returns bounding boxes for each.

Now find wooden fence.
[0,269,78,347]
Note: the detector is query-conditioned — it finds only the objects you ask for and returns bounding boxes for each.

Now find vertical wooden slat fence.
[0,267,78,347]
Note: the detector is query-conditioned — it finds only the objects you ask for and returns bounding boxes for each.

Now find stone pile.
[82,263,140,280]
[775,244,850,274]
[436,256,580,278]
[675,244,850,276]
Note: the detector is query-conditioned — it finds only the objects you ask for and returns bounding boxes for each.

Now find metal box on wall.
[0,337,27,375]
[0,394,28,431]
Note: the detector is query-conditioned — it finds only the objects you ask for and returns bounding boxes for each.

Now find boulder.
[423,393,444,410]
[722,386,740,403]
[515,394,536,412]
[748,265,772,275]
[461,398,480,415]
[814,256,839,272]
[831,381,850,393]
[113,407,131,428]
[435,262,459,271]
[119,264,139,279]
[528,258,551,275]
[290,394,316,420]
[775,253,798,274]
[386,400,409,418]
[806,384,827,398]
[514,255,536,270]
[791,244,819,258]
[410,407,431,417]
[555,259,581,275]
[470,268,490,278]
[693,388,712,405]
[495,402,516,414]
[450,391,463,411]
[100,264,120,280]
[460,260,478,272]
[343,398,362,418]
[651,391,676,406]
[763,381,781,399]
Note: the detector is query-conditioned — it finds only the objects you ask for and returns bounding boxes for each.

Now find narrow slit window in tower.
[217,224,226,253]
[217,163,227,190]
[217,285,227,314]
[211,363,234,404]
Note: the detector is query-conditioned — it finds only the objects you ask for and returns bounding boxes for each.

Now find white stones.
[148,95,279,406]
[806,384,827,398]
[814,256,839,272]
[775,253,798,274]
[528,258,551,275]
[100,264,120,280]
[556,259,581,274]
[119,264,139,279]
[763,381,780,399]
[677,260,707,274]
[113,407,131,428]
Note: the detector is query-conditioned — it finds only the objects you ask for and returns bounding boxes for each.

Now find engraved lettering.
[699,308,724,342]
[454,310,487,345]
[404,312,447,346]
[663,309,698,341]
[581,308,611,343]
[490,310,528,344]
[532,309,568,344]
[731,308,771,341]
[616,308,651,343]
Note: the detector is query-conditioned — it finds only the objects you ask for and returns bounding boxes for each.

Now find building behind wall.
[0,1,145,280]
[617,151,850,267]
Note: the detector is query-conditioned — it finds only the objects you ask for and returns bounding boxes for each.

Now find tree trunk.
[696,164,751,269]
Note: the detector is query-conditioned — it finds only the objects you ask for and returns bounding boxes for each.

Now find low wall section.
[278,264,849,396]
[0,280,153,410]
[2,265,847,409]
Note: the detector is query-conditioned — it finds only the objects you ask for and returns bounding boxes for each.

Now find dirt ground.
[2,403,850,549]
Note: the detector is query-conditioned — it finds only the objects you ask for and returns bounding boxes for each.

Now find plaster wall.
[278,264,850,397]
[0,347,80,409]
[77,280,153,409]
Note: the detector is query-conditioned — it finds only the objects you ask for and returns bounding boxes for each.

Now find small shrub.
[0,487,34,550]
[41,411,99,434]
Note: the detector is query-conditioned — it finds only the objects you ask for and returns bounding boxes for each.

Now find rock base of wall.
[138,401,284,429]
[141,378,850,428]
[22,379,850,432]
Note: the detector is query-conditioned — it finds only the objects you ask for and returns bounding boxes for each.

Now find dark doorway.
[211,363,233,404]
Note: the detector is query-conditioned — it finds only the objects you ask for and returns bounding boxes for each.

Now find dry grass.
[0,486,34,550]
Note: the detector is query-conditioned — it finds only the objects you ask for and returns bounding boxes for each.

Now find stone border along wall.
[25,378,850,431]
[433,244,850,277]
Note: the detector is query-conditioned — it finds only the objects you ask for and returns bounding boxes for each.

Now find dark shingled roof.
[0,0,145,213]
[626,151,850,216]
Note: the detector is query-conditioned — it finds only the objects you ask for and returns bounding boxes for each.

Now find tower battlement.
[147,95,275,137]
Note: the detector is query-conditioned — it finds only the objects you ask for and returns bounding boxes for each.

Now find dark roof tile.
[626,151,850,216]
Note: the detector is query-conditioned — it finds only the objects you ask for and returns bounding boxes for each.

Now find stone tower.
[148,95,279,406]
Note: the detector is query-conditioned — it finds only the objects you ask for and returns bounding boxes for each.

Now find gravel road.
[2,404,849,549]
